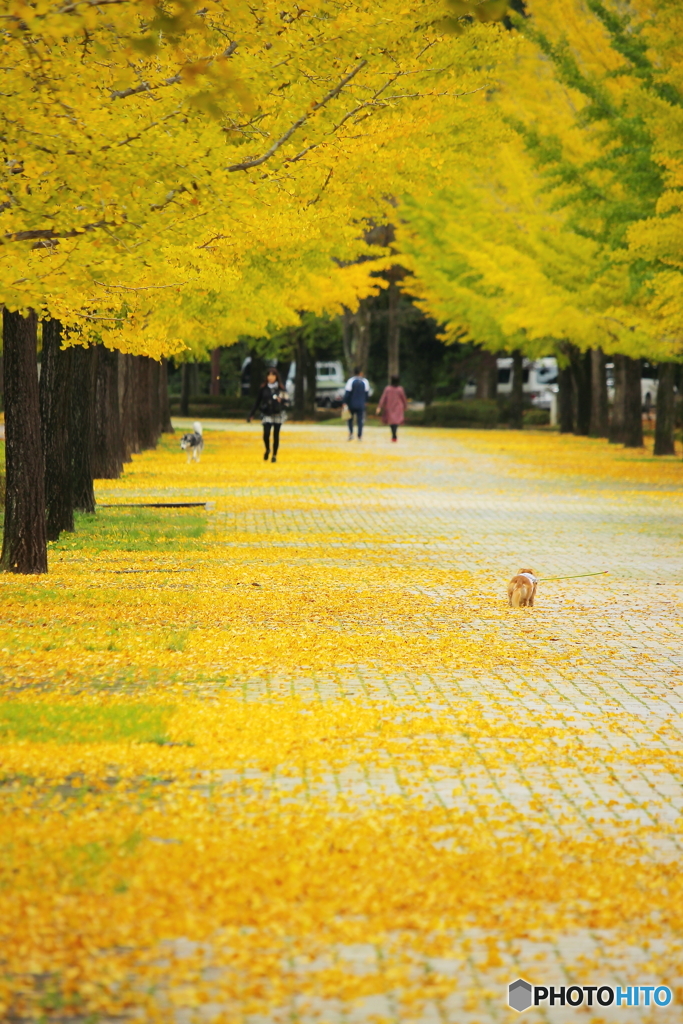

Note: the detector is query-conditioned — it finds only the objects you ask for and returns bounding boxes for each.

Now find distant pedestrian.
[344,366,370,441]
[377,376,408,442]
[247,368,288,463]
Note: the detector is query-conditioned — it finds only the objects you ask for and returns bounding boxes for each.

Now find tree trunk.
[180,363,191,417]
[609,354,625,443]
[305,343,317,416]
[160,357,173,433]
[476,350,497,400]
[623,355,643,447]
[654,362,676,456]
[558,364,574,433]
[210,347,221,397]
[71,344,98,513]
[93,345,123,479]
[569,346,591,436]
[148,358,161,446]
[249,353,264,397]
[1,309,47,573]
[589,348,609,437]
[119,352,134,462]
[135,357,154,451]
[40,319,74,541]
[353,300,371,374]
[342,308,353,376]
[387,281,400,381]
[129,354,142,454]
[509,349,524,429]
[294,331,305,420]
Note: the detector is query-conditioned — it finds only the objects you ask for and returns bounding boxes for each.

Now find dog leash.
[538,571,610,582]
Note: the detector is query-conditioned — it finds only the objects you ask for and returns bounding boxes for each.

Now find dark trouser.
[390,424,398,440]
[348,409,364,437]
[263,422,281,456]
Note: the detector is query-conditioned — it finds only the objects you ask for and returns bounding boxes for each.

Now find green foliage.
[394,0,683,361]
[408,399,500,427]
[169,395,253,417]
[516,9,668,255]
[50,508,207,554]
[0,704,172,744]
[523,407,551,426]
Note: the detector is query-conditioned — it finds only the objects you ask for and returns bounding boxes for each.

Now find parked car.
[286,360,348,407]
[463,357,558,408]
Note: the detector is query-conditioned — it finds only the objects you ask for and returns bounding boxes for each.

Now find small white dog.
[180,421,204,462]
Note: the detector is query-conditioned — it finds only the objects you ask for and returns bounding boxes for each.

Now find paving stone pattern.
[117,422,683,1022]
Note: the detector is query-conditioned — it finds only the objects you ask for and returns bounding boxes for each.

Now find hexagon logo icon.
[508,978,533,1012]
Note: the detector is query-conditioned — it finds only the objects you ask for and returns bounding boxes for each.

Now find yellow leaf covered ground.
[1,422,682,1022]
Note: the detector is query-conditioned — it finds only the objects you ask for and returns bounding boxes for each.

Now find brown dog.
[508,568,538,608]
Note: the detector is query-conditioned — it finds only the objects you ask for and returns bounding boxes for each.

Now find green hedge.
[406,400,499,428]
[523,408,550,426]
[170,395,254,418]
[169,398,342,421]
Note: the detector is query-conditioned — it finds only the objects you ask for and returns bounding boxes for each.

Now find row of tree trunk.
[558,346,678,454]
[1,309,172,574]
[476,344,678,453]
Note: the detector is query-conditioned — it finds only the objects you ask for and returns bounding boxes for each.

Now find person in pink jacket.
[377,375,408,442]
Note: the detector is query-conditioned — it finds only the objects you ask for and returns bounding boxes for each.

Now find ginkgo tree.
[1,0,515,573]
[0,0,510,319]
[393,0,683,451]
[504,0,683,452]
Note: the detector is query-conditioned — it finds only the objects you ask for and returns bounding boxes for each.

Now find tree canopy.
[393,0,683,364]
[0,0,512,356]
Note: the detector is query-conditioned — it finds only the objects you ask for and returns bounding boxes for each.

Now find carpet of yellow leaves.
[465,428,683,490]
[1,424,682,1022]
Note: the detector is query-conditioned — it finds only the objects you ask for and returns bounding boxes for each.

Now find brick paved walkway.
[99,421,683,1023]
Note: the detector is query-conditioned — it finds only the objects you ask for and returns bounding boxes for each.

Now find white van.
[286,361,347,407]
[463,357,558,408]
[463,356,658,411]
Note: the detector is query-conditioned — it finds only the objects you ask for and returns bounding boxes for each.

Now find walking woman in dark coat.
[247,368,288,462]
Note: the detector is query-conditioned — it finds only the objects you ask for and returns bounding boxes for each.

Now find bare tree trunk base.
[509,350,524,430]
[160,358,173,433]
[589,348,609,437]
[1,309,48,574]
[40,319,74,541]
[623,356,644,448]
[609,355,625,444]
[654,362,676,456]
[71,345,98,514]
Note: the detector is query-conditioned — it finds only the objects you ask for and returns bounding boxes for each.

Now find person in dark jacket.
[344,366,370,441]
[247,368,288,462]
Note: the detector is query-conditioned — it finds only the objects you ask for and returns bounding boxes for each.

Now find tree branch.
[102,107,183,149]
[57,0,131,13]
[110,42,238,100]
[5,221,110,243]
[226,60,367,172]
[150,185,189,211]
[74,312,126,321]
[111,74,181,101]
[306,167,333,207]
[94,281,185,290]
